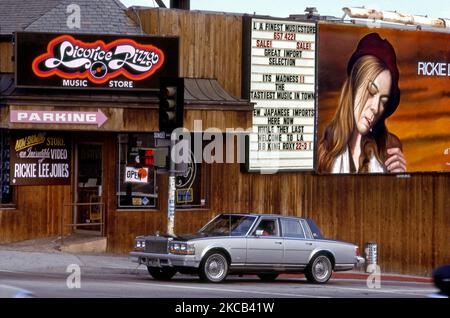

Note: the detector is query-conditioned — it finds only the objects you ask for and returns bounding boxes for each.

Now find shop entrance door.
[74,144,103,234]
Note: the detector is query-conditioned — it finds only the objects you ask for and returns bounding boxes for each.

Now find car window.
[306,219,324,239]
[254,219,279,237]
[300,219,314,239]
[281,219,305,238]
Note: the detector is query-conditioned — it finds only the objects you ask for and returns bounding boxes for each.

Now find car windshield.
[199,215,256,236]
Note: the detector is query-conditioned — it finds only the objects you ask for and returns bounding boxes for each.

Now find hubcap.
[206,255,227,281]
[313,256,330,281]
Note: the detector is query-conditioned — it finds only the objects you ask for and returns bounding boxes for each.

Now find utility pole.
[159,77,184,236]
[167,136,176,236]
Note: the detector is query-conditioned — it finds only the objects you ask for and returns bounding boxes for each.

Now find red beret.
[347,33,400,119]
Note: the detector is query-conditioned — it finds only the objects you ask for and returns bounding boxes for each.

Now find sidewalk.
[0,236,147,275]
[0,249,147,275]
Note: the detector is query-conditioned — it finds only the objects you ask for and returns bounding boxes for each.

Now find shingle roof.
[0,0,142,36]
[0,0,62,35]
[184,78,250,107]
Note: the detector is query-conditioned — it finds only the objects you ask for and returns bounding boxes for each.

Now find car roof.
[220,213,306,221]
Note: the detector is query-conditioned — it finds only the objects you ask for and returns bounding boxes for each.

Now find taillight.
[355,246,360,256]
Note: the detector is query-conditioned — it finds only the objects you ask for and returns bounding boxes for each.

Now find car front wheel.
[147,266,177,280]
[305,254,333,284]
[199,252,229,283]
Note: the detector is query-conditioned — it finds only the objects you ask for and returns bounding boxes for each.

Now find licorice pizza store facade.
[0,30,248,247]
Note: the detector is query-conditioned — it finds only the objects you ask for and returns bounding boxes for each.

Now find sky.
[120,0,450,19]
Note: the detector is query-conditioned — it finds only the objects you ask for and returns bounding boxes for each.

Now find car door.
[245,217,284,266]
[282,218,315,265]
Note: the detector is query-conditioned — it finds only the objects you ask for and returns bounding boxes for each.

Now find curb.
[278,272,432,284]
[332,272,432,283]
[0,266,149,276]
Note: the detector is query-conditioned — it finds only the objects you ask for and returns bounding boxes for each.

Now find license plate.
[148,259,160,267]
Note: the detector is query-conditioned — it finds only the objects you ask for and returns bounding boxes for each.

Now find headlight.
[169,242,195,255]
[135,240,145,249]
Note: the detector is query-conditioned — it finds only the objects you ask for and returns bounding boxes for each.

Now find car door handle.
[275,241,283,245]
[305,242,313,246]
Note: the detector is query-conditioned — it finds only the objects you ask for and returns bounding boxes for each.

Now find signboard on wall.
[15,32,179,90]
[124,166,150,183]
[242,17,317,172]
[10,132,71,185]
[316,23,450,174]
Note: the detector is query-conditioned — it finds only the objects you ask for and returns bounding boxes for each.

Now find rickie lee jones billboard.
[317,24,450,174]
[15,32,178,90]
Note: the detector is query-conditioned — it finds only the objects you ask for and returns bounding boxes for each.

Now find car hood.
[138,233,209,242]
[173,233,209,241]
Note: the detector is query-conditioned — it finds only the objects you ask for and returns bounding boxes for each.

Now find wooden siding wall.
[0,186,72,243]
[0,42,13,72]
[135,8,242,98]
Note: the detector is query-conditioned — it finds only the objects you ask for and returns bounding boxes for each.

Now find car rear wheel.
[257,273,279,282]
[305,254,333,284]
[199,252,229,283]
[147,266,177,281]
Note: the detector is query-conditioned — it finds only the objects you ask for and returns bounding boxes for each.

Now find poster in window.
[10,131,71,185]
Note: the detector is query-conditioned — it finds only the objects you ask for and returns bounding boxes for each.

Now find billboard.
[242,17,317,172]
[15,32,179,90]
[317,23,450,174]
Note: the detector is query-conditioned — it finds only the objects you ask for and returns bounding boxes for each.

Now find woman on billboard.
[317,33,407,174]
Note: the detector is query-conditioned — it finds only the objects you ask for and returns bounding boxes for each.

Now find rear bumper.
[334,257,365,272]
[130,251,199,268]
[356,256,365,266]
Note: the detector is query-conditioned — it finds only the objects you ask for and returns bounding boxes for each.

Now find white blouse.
[331,146,386,173]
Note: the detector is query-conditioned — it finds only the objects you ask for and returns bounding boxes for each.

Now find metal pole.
[167,136,176,236]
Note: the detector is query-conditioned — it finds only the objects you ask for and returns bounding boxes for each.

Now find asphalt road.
[0,270,438,298]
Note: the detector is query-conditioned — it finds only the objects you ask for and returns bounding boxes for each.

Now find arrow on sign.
[10,109,108,128]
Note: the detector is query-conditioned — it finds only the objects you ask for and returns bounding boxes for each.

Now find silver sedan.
[130,214,364,284]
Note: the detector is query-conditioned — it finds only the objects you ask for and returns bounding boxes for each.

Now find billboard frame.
[241,14,318,174]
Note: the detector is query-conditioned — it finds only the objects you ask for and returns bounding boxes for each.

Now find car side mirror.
[255,230,264,236]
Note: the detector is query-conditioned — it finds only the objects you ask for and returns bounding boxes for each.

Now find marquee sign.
[242,17,317,172]
[15,32,179,90]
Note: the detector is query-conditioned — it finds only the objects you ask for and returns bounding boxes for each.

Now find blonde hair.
[317,56,390,173]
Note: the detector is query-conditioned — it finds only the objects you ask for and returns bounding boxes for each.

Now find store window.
[117,134,157,209]
[117,133,210,210]
[0,129,14,205]
[175,134,210,209]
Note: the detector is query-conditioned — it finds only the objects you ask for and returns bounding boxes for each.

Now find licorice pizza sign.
[15,32,179,90]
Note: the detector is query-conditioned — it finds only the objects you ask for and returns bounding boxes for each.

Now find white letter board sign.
[244,17,317,172]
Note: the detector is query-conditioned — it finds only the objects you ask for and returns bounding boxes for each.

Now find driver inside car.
[257,221,276,236]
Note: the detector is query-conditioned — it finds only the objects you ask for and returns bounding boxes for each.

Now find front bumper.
[130,251,199,268]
